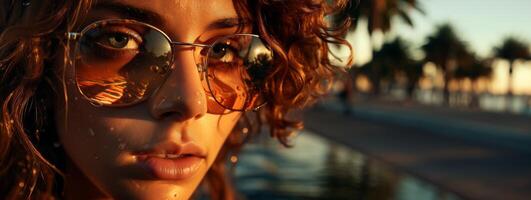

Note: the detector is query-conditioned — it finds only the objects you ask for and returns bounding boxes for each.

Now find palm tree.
[378,38,424,100]
[493,37,530,96]
[454,53,492,107]
[359,58,388,95]
[359,37,414,95]
[332,0,424,98]
[421,24,469,105]
[403,61,424,101]
[336,0,424,36]
[454,55,492,84]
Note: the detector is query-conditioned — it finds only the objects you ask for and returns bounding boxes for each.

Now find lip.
[133,142,206,180]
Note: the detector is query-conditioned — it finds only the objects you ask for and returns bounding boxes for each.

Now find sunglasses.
[66,19,273,114]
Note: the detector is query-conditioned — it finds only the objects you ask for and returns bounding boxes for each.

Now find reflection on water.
[233,131,462,200]
[415,90,531,115]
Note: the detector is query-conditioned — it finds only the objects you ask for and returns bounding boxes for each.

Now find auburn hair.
[0,0,352,199]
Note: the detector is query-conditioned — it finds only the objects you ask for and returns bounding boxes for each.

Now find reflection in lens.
[76,21,274,111]
[76,21,172,106]
[205,35,273,112]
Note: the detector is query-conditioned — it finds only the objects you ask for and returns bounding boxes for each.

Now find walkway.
[303,101,531,200]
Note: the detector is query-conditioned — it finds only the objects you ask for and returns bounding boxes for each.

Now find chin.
[103,177,204,200]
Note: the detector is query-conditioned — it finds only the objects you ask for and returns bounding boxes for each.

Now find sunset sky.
[346,0,531,95]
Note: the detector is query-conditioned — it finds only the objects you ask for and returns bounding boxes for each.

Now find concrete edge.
[319,102,531,155]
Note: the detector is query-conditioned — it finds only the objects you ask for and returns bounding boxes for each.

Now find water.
[415,89,531,115]
[233,131,462,200]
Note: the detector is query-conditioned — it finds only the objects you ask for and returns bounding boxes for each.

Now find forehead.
[91,0,241,39]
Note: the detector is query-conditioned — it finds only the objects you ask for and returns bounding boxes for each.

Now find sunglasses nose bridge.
[169,42,209,73]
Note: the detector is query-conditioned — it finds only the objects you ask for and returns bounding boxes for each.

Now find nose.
[148,50,207,121]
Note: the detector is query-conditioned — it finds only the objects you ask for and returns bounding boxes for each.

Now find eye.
[97,33,139,50]
[94,27,143,50]
[209,42,238,63]
[109,34,133,48]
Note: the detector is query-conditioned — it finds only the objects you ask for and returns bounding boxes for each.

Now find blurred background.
[230,0,531,200]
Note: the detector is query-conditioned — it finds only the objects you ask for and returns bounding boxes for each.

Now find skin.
[55,0,245,199]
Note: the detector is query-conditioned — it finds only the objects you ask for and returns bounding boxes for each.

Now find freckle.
[133,182,141,189]
[230,155,238,163]
[88,128,95,136]
[118,143,127,150]
[158,98,167,107]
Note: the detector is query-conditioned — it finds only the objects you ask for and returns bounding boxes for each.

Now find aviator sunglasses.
[66,19,273,114]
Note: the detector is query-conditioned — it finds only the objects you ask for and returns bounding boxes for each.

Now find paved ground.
[303,102,531,200]
[328,99,531,154]
[350,99,531,134]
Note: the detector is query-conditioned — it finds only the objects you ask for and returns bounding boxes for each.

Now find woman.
[0,0,351,199]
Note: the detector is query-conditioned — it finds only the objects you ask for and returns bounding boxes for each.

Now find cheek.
[55,93,129,176]
[54,70,148,197]
[55,71,119,164]
[193,113,241,166]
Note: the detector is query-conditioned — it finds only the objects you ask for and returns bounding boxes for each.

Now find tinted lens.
[75,20,172,106]
[204,35,273,111]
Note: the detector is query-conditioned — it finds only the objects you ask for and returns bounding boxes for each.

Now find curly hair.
[0,0,352,199]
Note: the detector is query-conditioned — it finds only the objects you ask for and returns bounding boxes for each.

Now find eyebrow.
[92,2,164,25]
[92,2,250,31]
[208,17,250,30]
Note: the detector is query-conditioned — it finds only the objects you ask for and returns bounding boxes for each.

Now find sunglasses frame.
[66,19,268,112]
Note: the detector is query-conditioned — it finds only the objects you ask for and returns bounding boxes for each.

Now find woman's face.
[55,0,244,199]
